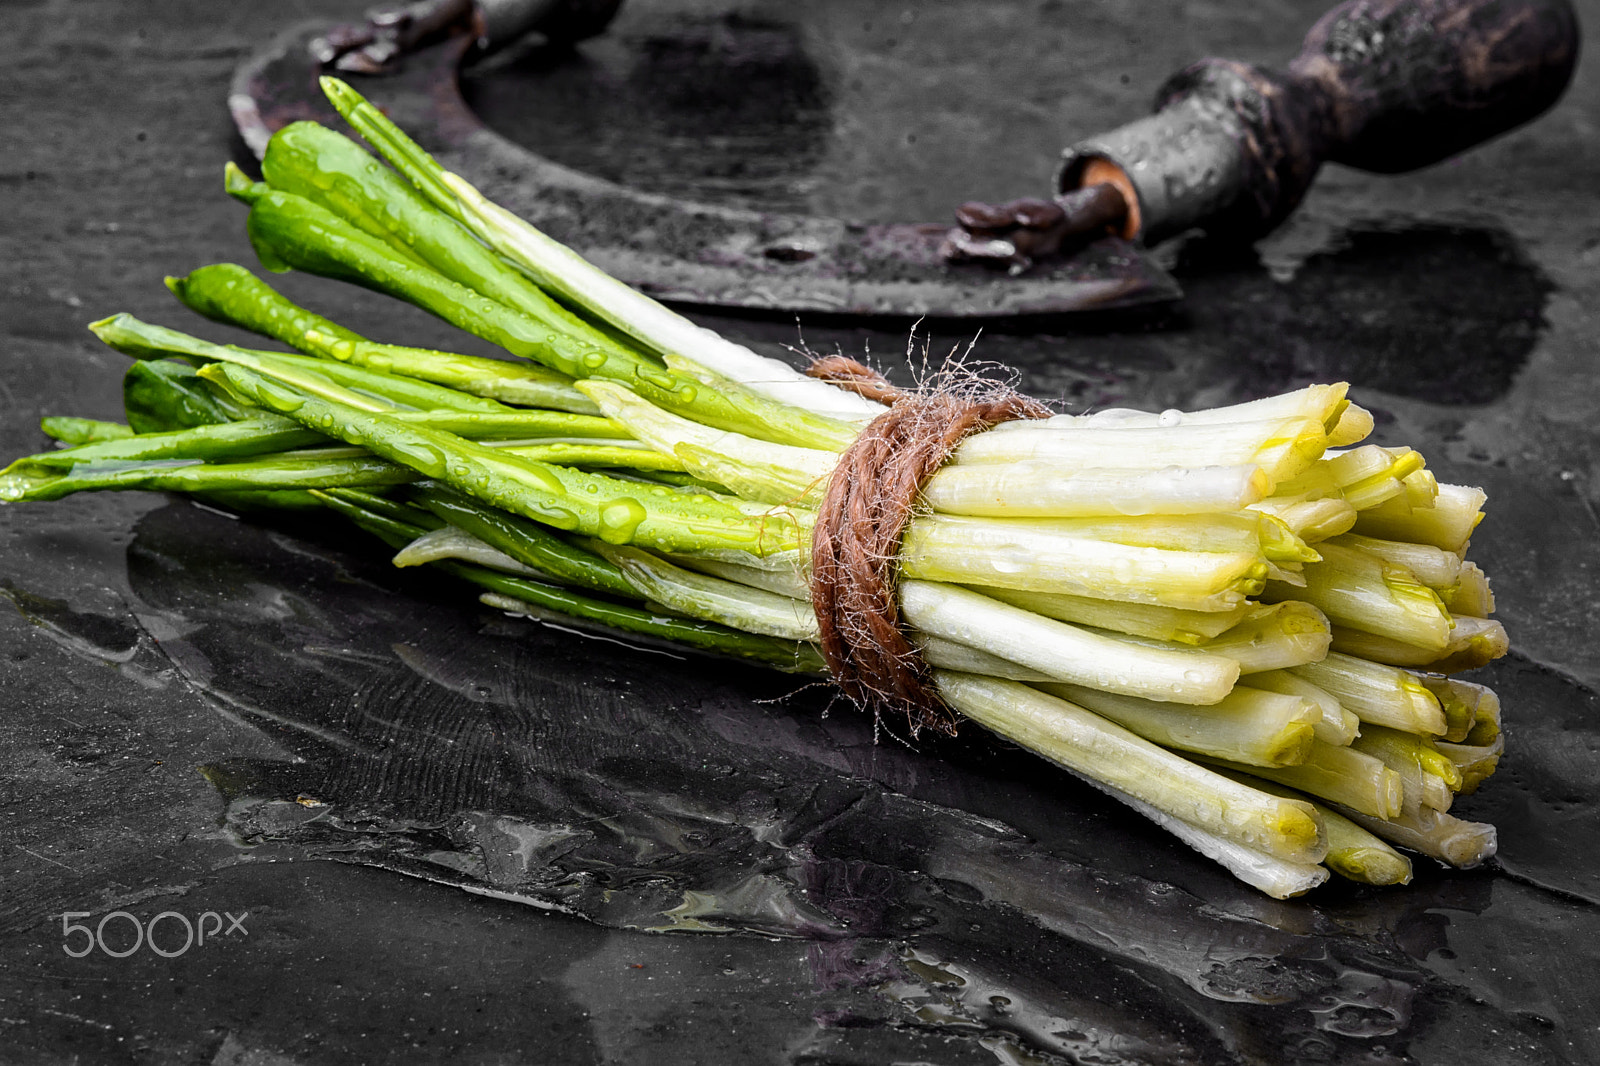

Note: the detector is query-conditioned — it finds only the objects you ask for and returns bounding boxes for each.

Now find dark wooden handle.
[1058,0,1579,244]
[1160,0,1584,231]
[1288,0,1580,172]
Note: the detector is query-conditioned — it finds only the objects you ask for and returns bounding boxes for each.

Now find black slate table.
[2,2,1598,1063]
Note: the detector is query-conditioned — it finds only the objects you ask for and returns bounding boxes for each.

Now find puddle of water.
[1169,225,1554,406]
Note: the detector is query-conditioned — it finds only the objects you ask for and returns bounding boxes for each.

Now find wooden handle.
[1289,0,1580,172]
[1058,0,1579,244]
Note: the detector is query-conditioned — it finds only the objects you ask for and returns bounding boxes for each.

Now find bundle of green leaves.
[0,79,1507,898]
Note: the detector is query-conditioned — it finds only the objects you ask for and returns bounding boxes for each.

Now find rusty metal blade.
[231,22,1182,318]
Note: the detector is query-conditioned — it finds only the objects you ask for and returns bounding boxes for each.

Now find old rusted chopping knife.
[946,0,1579,271]
[230,0,1182,319]
[233,0,1576,319]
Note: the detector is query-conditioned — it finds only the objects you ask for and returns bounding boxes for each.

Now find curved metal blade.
[231,22,1182,318]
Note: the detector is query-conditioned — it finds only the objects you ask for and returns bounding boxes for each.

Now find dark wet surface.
[4,1,1600,1063]
[9,497,1597,1064]
[466,12,835,218]
[1163,227,1556,406]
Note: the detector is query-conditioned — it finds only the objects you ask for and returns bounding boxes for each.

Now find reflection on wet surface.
[1167,226,1554,406]
[10,500,1590,1063]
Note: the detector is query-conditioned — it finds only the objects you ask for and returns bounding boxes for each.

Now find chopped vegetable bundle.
[0,79,1508,898]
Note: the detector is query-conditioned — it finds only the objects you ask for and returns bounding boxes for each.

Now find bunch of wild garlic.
[0,79,1506,898]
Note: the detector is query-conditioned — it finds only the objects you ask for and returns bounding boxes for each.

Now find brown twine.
[805,356,1050,736]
